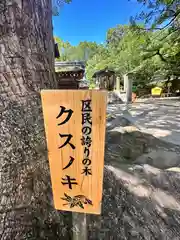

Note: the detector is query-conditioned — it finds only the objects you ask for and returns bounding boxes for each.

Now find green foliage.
[54,37,71,61]
[54,37,103,63]
[132,0,180,30]
[54,0,179,85]
[52,0,72,16]
[86,25,158,84]
[130,0,180,78]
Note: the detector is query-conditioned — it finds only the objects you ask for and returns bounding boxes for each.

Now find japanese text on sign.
[41,90,107,214]
[81,100,92,176]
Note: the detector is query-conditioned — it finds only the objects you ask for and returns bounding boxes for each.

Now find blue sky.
[52,0,143,46]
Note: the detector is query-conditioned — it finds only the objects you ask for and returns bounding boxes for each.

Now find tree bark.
[0,1,71,239]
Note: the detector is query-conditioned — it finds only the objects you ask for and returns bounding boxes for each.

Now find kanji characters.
[81,135,92,147]
[82,167,92,176]
[81,99,93,176]
[82,113,92,125]
[81,100,92,112]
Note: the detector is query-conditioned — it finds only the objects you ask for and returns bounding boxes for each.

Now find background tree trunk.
[0,1,71,239]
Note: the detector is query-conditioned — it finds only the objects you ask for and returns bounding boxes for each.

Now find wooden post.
[124,74,132,103]
[116,76,120,91]
[123,74,128,92]
[72,213,87,240]
[167,82,172,97]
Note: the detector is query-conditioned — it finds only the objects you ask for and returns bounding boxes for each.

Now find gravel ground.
[86,100,180,240]
[107,99,180,145]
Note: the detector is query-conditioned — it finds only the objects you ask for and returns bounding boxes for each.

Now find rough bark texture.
[1,1,180,240]
[0,1,72,239]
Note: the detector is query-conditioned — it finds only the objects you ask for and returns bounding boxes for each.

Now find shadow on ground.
[88,167,180,239]
[86,114,180,239]
[124,101,180,145]
[105,130,180,166]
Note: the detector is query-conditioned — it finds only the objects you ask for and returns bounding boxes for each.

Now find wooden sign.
[41,90,107,214]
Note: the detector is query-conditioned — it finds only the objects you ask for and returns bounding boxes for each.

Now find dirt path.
[87,102,180,240]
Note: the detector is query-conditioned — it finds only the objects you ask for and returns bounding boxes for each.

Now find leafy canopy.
[54,0,180,84]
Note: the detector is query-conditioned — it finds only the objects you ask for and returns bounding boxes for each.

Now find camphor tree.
[131,0,180,78]
[2,1,180,240]
[0,0,72,239]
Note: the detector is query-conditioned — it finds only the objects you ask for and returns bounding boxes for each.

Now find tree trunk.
[0,1,71,239]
